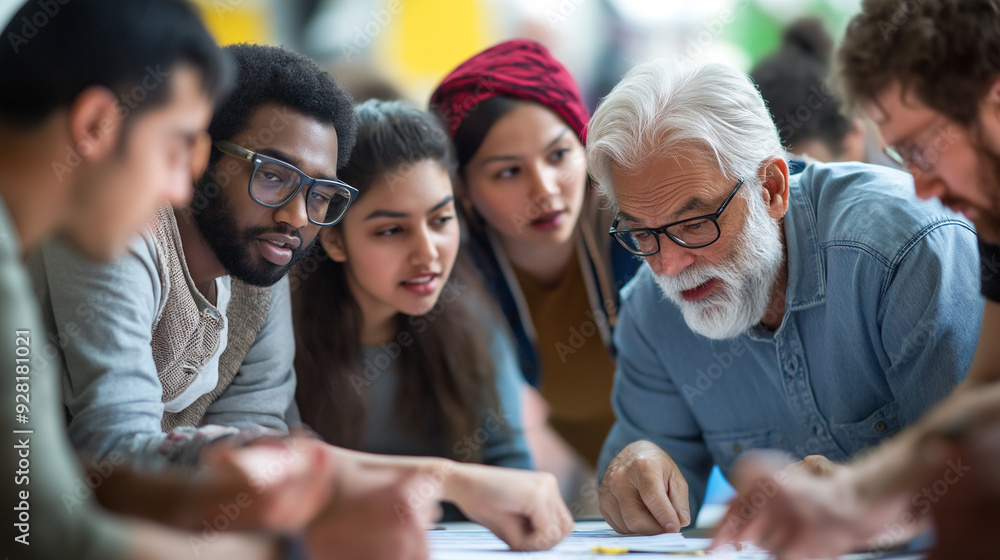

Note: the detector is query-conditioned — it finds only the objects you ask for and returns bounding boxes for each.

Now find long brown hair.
[292,100,499,460]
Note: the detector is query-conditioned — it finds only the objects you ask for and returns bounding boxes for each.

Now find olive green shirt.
[1,195,129,559]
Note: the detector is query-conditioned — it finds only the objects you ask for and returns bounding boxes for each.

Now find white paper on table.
[427,521,772,559]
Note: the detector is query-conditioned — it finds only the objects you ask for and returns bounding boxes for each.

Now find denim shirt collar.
[783,172,826,311]
[747,163,825,342]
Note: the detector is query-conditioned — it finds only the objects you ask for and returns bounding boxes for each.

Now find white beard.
[653,181,784,340]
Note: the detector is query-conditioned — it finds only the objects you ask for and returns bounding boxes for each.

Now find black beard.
[191,175,317,287]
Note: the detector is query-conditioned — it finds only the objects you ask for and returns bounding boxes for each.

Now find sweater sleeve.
[28,236,237,467]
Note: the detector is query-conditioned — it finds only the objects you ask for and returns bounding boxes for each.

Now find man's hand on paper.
[599,440,692,535]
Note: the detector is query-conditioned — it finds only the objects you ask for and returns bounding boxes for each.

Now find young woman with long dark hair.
[293,99,531,473]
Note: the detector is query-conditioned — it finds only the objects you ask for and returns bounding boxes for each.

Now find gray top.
[28,232,297,466]
[1,195,130,559]
[359,331,532,470]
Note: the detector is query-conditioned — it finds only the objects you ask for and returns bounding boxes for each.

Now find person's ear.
[758,156,790,219]
[320,227,347,262]
[67,86,122,164]
[979,77,1000,152]
[191,132,212,182]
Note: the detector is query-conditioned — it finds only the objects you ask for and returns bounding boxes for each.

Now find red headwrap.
[429,39,589,145]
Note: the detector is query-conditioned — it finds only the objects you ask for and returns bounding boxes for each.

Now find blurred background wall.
[175,0,863,110]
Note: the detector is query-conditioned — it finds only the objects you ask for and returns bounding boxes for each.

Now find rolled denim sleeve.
[200,276,295,434]
[878,221,982,425]
[598,271,714,518]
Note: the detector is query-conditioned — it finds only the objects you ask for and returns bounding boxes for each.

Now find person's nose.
[648,235,698,277]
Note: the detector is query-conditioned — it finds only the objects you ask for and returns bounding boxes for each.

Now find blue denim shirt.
[598,162,983,518]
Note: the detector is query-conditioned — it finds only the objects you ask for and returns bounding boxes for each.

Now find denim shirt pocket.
[703,427,791,474]
[827,400,901,455]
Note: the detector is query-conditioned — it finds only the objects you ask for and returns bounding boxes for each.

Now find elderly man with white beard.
[589,60,984,535]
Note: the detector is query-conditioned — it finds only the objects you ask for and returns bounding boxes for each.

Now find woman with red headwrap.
[430,40,640,511]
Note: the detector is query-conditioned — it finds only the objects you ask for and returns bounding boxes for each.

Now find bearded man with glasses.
[587,60,984,536]
[28,44,356,465]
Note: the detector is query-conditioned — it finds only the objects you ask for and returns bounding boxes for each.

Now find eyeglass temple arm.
[215,141,255,162]
[716,179,744,214]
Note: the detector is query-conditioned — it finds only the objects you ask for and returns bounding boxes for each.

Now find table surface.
[428,521,928,559]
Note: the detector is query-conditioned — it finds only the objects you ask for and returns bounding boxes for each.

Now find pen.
[590,546,706,555]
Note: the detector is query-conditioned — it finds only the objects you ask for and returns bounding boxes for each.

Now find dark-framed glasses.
[215,140,358,226]
[609,178,744,256]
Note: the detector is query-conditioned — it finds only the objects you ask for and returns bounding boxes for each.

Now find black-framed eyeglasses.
[609,178,744,256]
[215,140,358,226]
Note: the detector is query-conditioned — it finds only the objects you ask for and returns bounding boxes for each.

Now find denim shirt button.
[874,421,887,432]
[732,443,742,453]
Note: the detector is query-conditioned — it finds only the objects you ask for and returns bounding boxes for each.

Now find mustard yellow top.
[512,249,617,467]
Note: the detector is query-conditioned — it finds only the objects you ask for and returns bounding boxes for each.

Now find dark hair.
[293,100,498,458]
[0,0,233,128]
[452,97,520,175]
[206,44,357,169]
[837,0,1000,127]
[750,18,853,157]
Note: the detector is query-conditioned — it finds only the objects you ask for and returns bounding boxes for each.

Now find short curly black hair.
[207,43,356,168]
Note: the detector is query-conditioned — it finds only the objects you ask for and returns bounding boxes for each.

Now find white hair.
[586,60,787,207]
